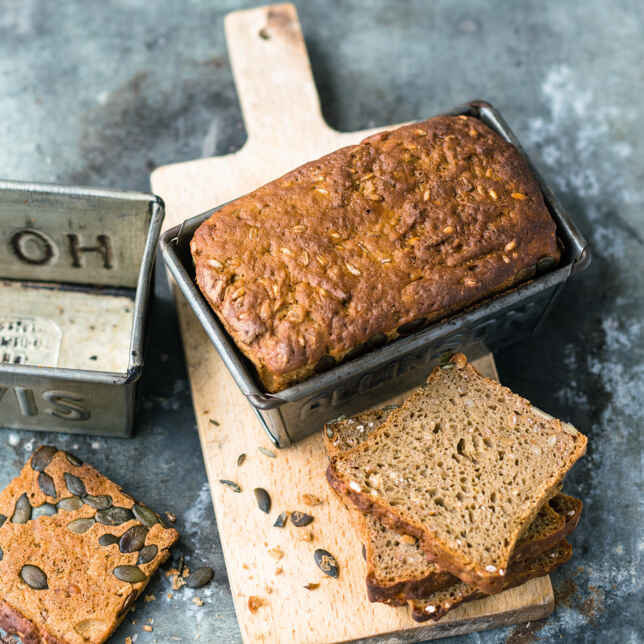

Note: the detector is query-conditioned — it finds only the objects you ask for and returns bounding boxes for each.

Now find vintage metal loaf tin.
[160,101,590,448]
[0,181,164,437]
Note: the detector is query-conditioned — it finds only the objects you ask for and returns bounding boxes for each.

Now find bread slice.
[325,408,582,604]
[326,354,587,593]
[409,539,573,622]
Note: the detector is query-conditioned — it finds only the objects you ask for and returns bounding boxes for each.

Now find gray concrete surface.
[0,1,642,642]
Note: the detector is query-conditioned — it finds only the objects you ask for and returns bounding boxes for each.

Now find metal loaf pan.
[160,100,590,448]
[0,180,164,437]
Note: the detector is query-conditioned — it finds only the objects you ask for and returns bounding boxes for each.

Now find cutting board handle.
[225,3,329,145]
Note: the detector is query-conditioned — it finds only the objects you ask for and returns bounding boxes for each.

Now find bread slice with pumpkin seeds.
[326,353,587,594]
[324,407,583,604]
[0,446,179,644]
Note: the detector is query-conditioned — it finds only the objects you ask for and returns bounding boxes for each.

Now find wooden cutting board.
[150,4,554,642]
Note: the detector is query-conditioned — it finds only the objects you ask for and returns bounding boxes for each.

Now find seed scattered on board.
[301,493,322,506]
[237,453,246,467]
[258,447,277,458]
[304,583,319,590]
[273,511,288,527]
[290,511,314,527]
[254,488,271,513]
[314,549,339,578]
[220,480,242,493]
[209,419,220,426]
[185,567,214,589]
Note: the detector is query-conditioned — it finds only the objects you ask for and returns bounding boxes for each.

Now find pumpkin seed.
[290,511,313,527]
[31,445,57,471]
[64,473,87,497]
[185,567,214,589]
[119,525,148,553]
[258,447,276,458]
[301,494,322,506]
[273,511,288,528]
[0,547,3,560]
[32,503,57,519]
[11,493,32,523]
[98,534,119,547]
[38,471,57,499]
[137,545,158,565]
[118,591,137,616]
[237,453,246,466]
[113,565,146,584]
[83,495,112,510]
[0,513,7,528]
[96,507,134,526]
[220,480,241,493]
[132,504,158,528]
[361,544,366,560]
[68,517,95,534]
[57,496,83,512]
[65,451,83,467]
[254,488,271,514]
[314,549,339,578]
[21,564,48,589]
[209,419,220,426]
[304,583,319,590]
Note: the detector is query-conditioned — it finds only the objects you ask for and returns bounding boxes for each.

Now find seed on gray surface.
[37,471,57,499]
[64,473,87,497]
[57,496,83,512]
[65,451,83,467]
[273,511,288,528]
[67,517,95,534]
[237,453,246,466]
[254,488,271,514]
[20,565,48,589]
[185,567,214,589]
[220,480,241,493]
[137,544,158,565]
[98,534,119,547]
[113,565,146,584]
[290,511,314,527]
[314,549,339,578]
[96,506,134,526]
[11,493,32,524]
[0,514,7,528]
[118,591,137,616]
[119,525,148,553]
[31,446,57,472]
[258,447,276,458]
[83,495,112,510]
[132,504,158,528]
[32,503,57,519]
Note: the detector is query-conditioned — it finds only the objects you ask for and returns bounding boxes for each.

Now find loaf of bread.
[191,115,560,392]
[324,407,582,605]
[0,446,179,644]
[326,354,587,594]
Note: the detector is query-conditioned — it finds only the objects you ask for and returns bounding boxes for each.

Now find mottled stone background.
[0,1,641,642]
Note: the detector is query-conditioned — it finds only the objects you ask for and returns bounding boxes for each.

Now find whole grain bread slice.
[325,408,582,604]
[408,539,573,622]
[326,353,587,594]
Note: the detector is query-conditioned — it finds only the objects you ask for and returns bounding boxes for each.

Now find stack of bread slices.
[324,354,587,622]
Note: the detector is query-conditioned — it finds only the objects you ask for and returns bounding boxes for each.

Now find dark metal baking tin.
[0,180,164,437]
[160,100,590,448]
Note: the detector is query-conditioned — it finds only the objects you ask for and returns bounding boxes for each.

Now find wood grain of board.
[151,4,554,642]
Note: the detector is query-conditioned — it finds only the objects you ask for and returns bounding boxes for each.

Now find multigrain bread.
[191,115,560,392]
[326,354,587,594]
[0,446,179,644]
[409,540,573,622]
[324,407,582,605]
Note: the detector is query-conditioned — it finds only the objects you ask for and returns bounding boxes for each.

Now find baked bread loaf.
[0,446,179,644]
[409,540,573,622]
[324,407,582,605]
[191,115,560,392]
[326,354,587,594]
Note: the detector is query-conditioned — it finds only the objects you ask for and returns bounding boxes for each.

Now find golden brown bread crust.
[191,115,560,392]
[0,447,179,644]
[408,540,573,622]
